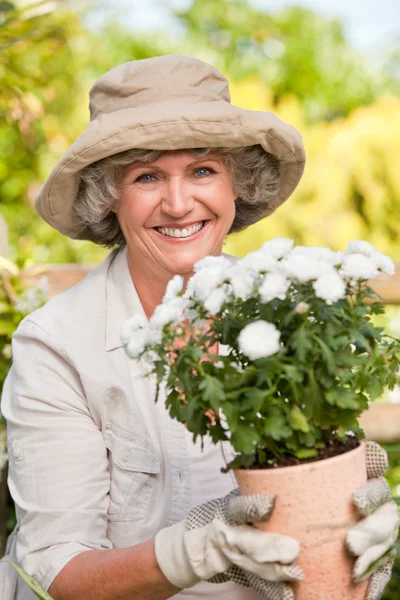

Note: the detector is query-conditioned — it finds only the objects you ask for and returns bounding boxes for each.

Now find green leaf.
[231,424,260,455]
[263,413,292,441]
[9,563,54,599]
[294,448,318,459]
[367,375,383,400]
[221,401,239,433]
[313,336,337,376]
[326,388,360,410]
[240,389,266,414]
[283,364,304,383]
[199,375,225,408]
[291,325,311,362]
[288,405,310,432]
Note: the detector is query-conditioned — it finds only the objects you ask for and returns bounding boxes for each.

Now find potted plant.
[122,238,400,600]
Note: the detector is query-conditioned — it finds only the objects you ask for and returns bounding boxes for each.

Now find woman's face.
[115,150,236,280]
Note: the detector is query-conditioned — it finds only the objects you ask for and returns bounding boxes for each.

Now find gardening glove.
[155,488,303,600]
[346,441,399,600]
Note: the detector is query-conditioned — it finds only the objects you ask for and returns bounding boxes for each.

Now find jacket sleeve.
[1,318,113,591]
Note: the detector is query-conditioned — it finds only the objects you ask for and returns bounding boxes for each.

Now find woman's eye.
[135,173,157,183]
[194,167,215,177]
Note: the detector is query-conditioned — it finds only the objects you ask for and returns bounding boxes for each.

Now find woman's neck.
[126,252,192,320]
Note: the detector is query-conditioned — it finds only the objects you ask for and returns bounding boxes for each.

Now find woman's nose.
[161,178,195,217]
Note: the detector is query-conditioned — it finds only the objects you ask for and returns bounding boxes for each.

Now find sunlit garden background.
[1,0,400,596]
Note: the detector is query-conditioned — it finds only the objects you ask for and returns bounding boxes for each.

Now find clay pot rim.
[235,440,365,475]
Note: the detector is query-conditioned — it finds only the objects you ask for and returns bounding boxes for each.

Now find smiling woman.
[74,146,280,314]
[1,55,311,600]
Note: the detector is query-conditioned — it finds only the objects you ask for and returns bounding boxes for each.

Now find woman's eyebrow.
[128,157,222,173]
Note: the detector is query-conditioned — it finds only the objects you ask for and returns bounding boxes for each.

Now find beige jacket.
[0,247,247,598]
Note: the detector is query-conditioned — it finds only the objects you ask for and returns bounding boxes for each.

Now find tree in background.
[0,0,400,265]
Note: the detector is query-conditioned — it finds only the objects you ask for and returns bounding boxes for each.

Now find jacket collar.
[105,247,148,351]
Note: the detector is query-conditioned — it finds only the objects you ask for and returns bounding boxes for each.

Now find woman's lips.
[151,220,211,242]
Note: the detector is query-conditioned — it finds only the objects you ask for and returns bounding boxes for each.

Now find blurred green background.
[1,0,400,596]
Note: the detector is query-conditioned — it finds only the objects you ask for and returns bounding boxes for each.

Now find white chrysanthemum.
[280,254,333,283]
[121,313,148,345]
[290,246,342,265]
[344,241,395,276]
[125,328,151,358]
[184,267,227,301]
[163,275,184,302]
[193,255,233,272]
[313,271,346,305]
[260,238,294,259]
[373,253,395,276]
[345,240,376,257]
[238,321,281,360]
[239,251,277,273]
[204,287,227,314]
[340,253,379,280]
[259,271,290,302]
[295,302,310,314]
[228,264,257,300]
[149,298,187,330]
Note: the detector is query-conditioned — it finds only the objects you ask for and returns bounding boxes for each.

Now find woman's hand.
[347,441,399,600]
[154,489,303,599]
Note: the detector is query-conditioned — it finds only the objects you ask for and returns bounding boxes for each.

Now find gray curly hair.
[74,145,280,248]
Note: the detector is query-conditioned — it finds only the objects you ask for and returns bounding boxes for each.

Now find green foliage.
[145,277,400,470]
[174,0,398,122]
[0,257,46,400]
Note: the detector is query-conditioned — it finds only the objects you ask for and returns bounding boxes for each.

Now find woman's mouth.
[153,220,209,240]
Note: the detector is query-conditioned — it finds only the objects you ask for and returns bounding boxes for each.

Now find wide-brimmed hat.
[35,54,306,239]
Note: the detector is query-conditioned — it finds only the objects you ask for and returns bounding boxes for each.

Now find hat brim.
[35,99,306,239]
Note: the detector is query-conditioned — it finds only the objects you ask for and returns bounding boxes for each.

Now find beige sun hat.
[35,54,306,239]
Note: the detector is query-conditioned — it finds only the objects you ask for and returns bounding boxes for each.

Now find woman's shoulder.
[15,252,115,341]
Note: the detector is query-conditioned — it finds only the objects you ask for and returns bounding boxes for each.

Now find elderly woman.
[0,55,398,600]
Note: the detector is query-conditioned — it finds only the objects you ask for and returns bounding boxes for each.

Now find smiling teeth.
[157,222,204,238]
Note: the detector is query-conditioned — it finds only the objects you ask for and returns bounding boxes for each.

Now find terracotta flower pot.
[235,443,369,600]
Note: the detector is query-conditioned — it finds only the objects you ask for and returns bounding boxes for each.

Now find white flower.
[280,254,332,283]
[313,271,346,305]
[344,241,395,276]
[373,253,395,276]
[121,313,148,345]
[193,255,233,272]
[295,302,310,314]
[345,240,376,257]
[125,328,151,358]
[184,267,226,301]
[204,287,227,314]
[290,246,342,266]
[260,238,294,259]
[163,275,184,302]
[259,271,290,302]
[238,321,281,360]
[239,251,277,273]
[149,298,187,330]
[228,264,257,300]
[340,253,379,280]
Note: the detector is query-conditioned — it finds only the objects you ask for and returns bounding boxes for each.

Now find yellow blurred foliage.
[225,81,400,260]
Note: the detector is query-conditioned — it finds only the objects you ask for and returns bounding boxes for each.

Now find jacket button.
[122,449,132,462]
[12,442,21,459]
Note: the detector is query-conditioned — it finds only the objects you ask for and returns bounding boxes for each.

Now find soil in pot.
[235,440,369,600]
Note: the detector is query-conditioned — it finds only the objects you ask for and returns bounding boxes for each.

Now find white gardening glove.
[155,488,303,599]
[347,441,399,600]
